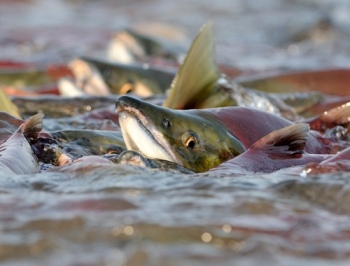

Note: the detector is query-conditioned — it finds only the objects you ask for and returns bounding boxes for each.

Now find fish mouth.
[116,101,182,165]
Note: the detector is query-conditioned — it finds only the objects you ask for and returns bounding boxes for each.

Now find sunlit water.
[1,0,350,265]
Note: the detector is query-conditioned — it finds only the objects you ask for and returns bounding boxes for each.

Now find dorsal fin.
[0,89,22,119]
[21,113,44,140]
[251,123,309,155]
[163,22,220,109]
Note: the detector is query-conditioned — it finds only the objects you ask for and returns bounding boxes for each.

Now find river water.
[1,0,350,265]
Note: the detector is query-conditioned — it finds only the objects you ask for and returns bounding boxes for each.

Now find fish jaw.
[117,103,182,165]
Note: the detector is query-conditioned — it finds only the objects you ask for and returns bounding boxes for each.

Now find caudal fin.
[163,22,220,109]
[251,123,309,157]
[21,113,44,140]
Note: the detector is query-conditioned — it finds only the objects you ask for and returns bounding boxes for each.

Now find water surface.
[1,1,350,265]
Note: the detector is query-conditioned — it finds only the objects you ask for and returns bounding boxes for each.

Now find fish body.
[116,150,194,174]
[208,123,329,175]
[206,106,332,155]
[0,113,43,174]
[301,146,350,175]
[66,57,175,97]
[51,129,125,158]
[116,96,341,173]
[108,25,188,63]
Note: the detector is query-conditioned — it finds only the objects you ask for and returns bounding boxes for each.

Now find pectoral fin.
[251,123,309,157]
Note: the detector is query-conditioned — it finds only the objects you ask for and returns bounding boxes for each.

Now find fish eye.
[162,118,172,128]
[185,136,197,149]
[181,131,199,149]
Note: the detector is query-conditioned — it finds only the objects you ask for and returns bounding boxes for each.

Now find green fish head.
[116,96,245,172]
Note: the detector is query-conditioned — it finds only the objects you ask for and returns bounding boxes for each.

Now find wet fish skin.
[51,129,126,158]
[117,96,247,173]
[30,137,63,165]
[0,113,43,174]
[12,95,119,118]
[116,96,350,173]
[115,150,194,174]
[207,123,329,175]
[0,112,23,141]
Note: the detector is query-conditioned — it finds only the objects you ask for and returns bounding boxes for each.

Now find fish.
[0,64,71,95]
[50,129,126,158]
[161,22,350,120]
[207,123,328,176]
[12,95,119,118]
[115,150,194,174]
[63,57,175,97]
[116,96,348,173]
[161,22,299,120]
[0,88,22,119]
[0,113,43,174]
[107,24,188,64]
[235,69,350,117]
[301,145,350,176]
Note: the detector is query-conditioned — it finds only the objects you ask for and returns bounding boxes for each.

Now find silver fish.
[0,113,43,174]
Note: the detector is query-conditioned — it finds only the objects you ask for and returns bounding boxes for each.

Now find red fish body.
[116,96,350,172]
[203,107,340,154]
[208,123,330,175]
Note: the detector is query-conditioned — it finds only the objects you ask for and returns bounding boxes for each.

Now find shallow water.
[1,1,350,265]
[2,165,350,265]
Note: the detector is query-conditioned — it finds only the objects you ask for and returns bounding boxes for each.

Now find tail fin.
[21,113,44,140]
[251,123,309,157]
[163,22,220,109]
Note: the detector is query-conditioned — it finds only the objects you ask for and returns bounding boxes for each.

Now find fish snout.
[116,95,143,112]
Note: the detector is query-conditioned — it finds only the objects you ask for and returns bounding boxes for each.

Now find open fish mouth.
[116,103,181,165]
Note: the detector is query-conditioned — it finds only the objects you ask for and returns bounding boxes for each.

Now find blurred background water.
[1,0,350,69]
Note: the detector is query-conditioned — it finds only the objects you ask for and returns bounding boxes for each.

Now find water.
[2,166,350,265]
[1,0,350,265]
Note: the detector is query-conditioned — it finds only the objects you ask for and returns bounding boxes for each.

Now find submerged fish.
[51,129,125,158]
[115,150,194,174]
[116,96,348,173]
[0,113,43,174]
[12,95,119,118]
[301,145,350,176]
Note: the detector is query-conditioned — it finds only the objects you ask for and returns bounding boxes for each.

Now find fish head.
[116,96,245,172]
